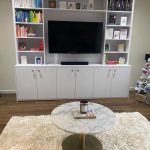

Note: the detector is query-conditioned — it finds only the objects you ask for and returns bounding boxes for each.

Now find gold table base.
[62,134,102,150]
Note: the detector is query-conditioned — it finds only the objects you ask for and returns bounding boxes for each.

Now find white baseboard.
[129,87,135,91]
[0,90,16,94]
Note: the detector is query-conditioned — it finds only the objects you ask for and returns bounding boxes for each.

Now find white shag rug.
[0,112,150,150]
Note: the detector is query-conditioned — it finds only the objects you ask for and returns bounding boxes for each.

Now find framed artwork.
[49,0,56,8]
[59,1,66,9]
[76,3,81,9]
[120,17,127,26]
[35,56,42,64]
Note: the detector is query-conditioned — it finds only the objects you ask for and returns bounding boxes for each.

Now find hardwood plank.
[0,92,150,134]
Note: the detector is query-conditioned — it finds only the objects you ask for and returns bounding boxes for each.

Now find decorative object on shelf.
[49,0,56,8]
[67,2,75,9]
[87,0,94,10]
[59,1,66,9]
[27,26,36,37]
[135,58,150,104]
[120,29,128,39]
[119,57,126,64]
[76,3,81,9]
[106,60,119,65]
[18,42,27,51]
[39,40,44,51]
[21,56,27,64]
[108,14,116,24]
[106,28,114,39]
[80,101,88,114]
[105,43,110,51]
[117,43,125,52]
[82,4,87,10]
[114,31,120,39]
[120,16,127,26]
[35,56,42,64]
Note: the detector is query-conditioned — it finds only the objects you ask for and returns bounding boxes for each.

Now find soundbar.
[61,61,89,65]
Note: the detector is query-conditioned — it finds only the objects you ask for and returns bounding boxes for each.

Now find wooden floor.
[0,92,150,134]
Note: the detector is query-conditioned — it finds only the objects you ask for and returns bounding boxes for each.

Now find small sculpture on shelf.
[18,42,27,51]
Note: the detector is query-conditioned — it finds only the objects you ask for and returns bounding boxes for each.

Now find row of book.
[15,10,42,23]
[16,25,28,37]
[14,0,42,8]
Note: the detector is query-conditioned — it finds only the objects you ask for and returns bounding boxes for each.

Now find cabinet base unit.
[15,65,131,101]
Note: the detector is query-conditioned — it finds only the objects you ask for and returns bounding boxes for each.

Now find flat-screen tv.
[48,21,103,53]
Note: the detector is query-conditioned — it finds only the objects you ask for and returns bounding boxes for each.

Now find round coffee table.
[51,102,116,150]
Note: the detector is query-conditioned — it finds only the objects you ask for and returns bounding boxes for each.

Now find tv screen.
[48,21,103,53]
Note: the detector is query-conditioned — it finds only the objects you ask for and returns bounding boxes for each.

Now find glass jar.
[80,101,88,114]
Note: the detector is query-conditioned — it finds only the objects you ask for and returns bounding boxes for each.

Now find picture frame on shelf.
[76,3,81,9]
[117,43,125,52]
[67,2,75,9]
[49,0,56,8]
[114,31,120,39]
[105,43,110,51]
[120,17,127,26]
[21,56,27,64]
[59,1,66,9]
[35,56,42,64]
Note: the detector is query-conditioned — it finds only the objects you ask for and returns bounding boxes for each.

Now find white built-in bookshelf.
[12,0,134,65]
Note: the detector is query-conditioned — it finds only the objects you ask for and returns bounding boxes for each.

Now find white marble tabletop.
[51,102,116,134]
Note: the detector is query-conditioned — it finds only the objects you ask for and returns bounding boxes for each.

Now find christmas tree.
[135,58,150,94]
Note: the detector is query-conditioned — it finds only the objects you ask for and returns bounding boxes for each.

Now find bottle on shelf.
[125,0,132,11]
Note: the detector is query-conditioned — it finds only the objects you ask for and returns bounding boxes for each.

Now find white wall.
[0,0,16,92]
[129,0,150,88]
[0,0,150,92]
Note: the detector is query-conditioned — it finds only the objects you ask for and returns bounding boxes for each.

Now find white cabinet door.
[93,67,112,98]
[36,67,57,99]
[75,67,94,98]
[57,67,75,98]
[16,67,37,100]
[111,67,131,97]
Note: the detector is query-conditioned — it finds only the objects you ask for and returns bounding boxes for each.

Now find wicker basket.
[135,93,147,103]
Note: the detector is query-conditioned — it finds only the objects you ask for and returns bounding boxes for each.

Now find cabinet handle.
[32,70,36,78]
[107,69,111,78]
[71,69,74,72]
[76,69,79,72]
[38,70,42,78]
[113,69,116,78]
